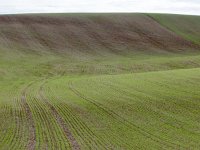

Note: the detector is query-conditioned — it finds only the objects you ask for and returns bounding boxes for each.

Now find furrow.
[21,82,36,150]
[39,81,81,150]
[68,81,185,149]
[44,78,112,149]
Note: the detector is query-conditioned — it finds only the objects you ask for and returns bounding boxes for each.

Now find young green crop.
[1,13,200,149]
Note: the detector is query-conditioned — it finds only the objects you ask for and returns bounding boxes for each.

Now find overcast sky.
[0,0,200,15]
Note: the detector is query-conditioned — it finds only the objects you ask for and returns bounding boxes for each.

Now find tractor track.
[40,77,113,149]
[21,81,36,150]
[38,81,80,150]
[68,81,189,149]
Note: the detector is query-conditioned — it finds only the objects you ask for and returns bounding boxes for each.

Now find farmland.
[1,13,200,149]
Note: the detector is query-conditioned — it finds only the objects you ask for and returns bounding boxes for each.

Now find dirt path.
[21,82,36,150]
[39,82,80,150]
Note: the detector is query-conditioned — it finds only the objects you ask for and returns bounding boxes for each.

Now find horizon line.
[0,12,200,16]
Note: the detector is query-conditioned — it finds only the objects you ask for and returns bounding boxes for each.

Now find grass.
[149,13,200,45]
[1,13,200,149]
[47,68,200,149]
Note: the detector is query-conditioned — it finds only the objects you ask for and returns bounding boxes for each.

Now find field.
[1,13,200,149]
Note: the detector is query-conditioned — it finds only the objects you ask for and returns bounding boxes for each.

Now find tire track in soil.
[45,83,112,149]
[39,81,80,150]
[68,81,187,149]
[100,81,199,148]
[21,82,36,150]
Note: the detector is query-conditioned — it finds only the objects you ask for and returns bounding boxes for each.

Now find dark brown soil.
[21,83,36,150]
[39,84,80,150]
[0,14,199,55]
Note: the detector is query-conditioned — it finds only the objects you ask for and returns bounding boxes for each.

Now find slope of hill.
[1,13,200,149]
[149,14,200,45]
[0,13,199,56]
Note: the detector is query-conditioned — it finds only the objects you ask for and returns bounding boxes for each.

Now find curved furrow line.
[43,77,92,148]
[106,78,200,135]
[27,83,66,149]
[2,108,17,149]
[101,81,200,140]
[143,78,200,110]
[2,105,17,149]
[17,101,29,149]
[45,99,95,149]
[52,102,111,149]
[68,82,158,149]
[45,87,105,148]
[0,85,22,149]
[68,81,187,149]
[101,79,200,148]
[0,106,8,146]
[44,78,114,149]
[24,79,64,149]
[142,76,200,96]
[27,97,49,149]
[62,85,135,148]
[55,104,113,149]
[9,100,23,150]
[68,87,144,149]
[29,96,54,148]
[33,100,62,149]
[57,105,110,149]
[100,82,200,148]
[9,90,32,149]
[21,81,36,150]
[38,81,80,150]
[0,106,12,148]
[3,90,23,149]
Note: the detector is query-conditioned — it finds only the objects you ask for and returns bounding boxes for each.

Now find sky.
[0,0,200,15]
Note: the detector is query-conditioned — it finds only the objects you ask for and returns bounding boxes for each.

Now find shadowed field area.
[1,13,200,149]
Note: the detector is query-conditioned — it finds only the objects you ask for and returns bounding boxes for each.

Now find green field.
[149,14,200,45]
[1,13,200,149]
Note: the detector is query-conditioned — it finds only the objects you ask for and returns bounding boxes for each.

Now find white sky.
[0,0,200,15]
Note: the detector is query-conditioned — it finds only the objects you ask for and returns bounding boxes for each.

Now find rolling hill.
[1,13,200,149]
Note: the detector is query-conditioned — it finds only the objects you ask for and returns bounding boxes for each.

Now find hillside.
[1,13,200,149]
[149,14,200,45]
[0,13,199,56]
